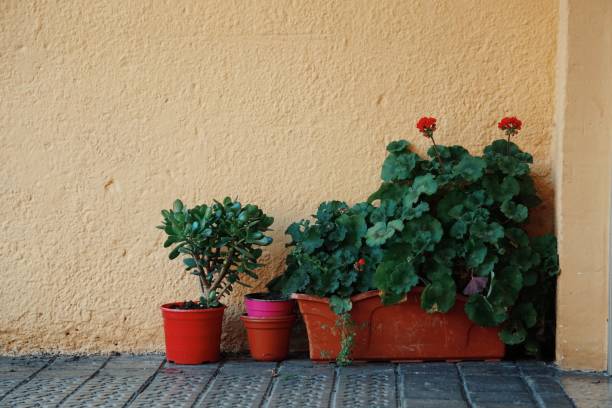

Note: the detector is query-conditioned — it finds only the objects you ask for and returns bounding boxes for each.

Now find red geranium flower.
[498,116,522,136]
[416,117,437,138]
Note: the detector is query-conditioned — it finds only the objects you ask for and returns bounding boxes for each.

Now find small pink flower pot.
[244,293,295,318]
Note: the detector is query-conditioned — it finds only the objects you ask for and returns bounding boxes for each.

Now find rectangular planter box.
[292,288,504,361]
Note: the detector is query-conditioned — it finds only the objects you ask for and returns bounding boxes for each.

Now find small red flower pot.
[244,293,295,318]
[241,314,295,361]
[161,303,225,364]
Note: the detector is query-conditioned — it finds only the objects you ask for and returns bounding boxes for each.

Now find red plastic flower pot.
[241,314,295,361]
[244,293,295,318]
[292,288,504,362]
[160,303,225,364]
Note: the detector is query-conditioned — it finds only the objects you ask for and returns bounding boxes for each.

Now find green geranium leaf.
[501,200,528,223]
[402,215,443,252]
[402,174,438,209]
[367,182,408,203]
[453,156,486,182]
[475,254,498,276]
[374,260,418,304]
[381,152,417,181]
[483,175,520,203]
[505,227,529,247]
[450,220,468,238]
[300,227,325,253]
[413,174,438,195]
[421,274,456,313]
[388,219,404,231]
[499,321,527,345]
[466,241,487,268]
[465,295,507,327]
[470,221,504,244]
[386,139,409,153]
[402,202,430,220]
[366,222,396,246]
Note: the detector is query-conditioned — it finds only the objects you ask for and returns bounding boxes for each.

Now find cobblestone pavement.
[0,355,609,407]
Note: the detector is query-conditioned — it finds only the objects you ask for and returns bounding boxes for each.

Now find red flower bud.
[357,258,366,266]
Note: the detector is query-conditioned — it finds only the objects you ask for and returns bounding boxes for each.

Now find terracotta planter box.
[292,288,504,362]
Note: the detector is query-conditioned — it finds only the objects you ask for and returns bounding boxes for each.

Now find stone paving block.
[467,391,535,404]
[0,356,107,408]
[267,360,335,408]
[402,399,468,408]
[400,363,465,402]
[458,361,520,376]
[130,363,219,408]
[400,362,459,376]
[60,355,163,407]
[517,361,557,377]
[0,356,53,400]
[471,403,537,408]
[335,364,396,408]
[462,375,528,392]
[194,361,276,408]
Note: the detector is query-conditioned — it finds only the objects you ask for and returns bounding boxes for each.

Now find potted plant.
[240,313,296,361]
[158,197,273,364]
[241,291,296,362]
[269,117,559,363]
[267,200,380,364]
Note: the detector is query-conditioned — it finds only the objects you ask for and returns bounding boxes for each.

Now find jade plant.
[159,198,274,309]
[369,116,558,354]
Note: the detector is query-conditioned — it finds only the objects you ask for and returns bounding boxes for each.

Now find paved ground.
[0,355,609,407]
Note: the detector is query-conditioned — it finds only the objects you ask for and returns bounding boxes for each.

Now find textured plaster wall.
[0,0,558,354]
[554,0,612,371]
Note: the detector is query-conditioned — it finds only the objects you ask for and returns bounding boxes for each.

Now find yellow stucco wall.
[554,0,612,371]
[0,0,558,354]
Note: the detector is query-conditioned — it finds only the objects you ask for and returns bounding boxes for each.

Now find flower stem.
[507,134,511,155]
[430,136,444,168]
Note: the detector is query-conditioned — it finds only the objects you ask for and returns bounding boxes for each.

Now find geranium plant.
[271,116,559,359]
[159,197,274,308]
[369,117,558,353]
[267,201,378,363]
[268,201,378,314]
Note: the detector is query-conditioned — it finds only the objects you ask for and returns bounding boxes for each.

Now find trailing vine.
[336,313,355,365]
